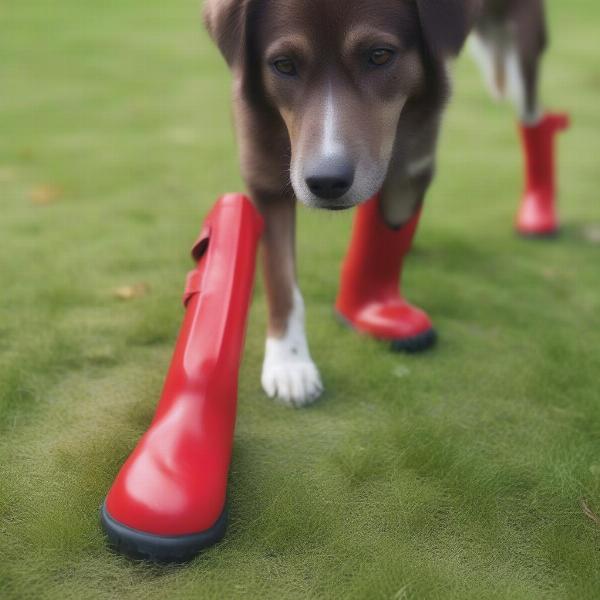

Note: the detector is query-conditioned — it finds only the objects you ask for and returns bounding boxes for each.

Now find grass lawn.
[1,0,600,598]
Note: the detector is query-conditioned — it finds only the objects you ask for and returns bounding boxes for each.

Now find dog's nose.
[305,156,354,200]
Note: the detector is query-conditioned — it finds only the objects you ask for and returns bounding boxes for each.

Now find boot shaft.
[339,195,422,305]
[521,113,569,194]
[155,194,263,421]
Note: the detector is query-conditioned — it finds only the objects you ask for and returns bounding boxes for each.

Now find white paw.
[261,356,323,407]
[261,287,323,407]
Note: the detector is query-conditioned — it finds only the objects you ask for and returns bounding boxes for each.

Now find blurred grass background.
[1,0,599,598]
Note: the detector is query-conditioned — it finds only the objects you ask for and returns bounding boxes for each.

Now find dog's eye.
[272,58,298,77]
[369,49,395,67]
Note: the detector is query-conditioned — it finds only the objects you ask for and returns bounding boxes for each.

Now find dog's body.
[204,0,550,406]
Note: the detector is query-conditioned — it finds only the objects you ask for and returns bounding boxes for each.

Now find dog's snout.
[305,156,354,200]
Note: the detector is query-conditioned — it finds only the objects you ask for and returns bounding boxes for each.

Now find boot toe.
[104,457,227,537]
[338,300,435,352]
[102,449,228,562]
[517,193,559,237]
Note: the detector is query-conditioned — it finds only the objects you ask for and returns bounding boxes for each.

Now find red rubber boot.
[516,112,570,237]
[101,194,263,562]
[335,195,435,352]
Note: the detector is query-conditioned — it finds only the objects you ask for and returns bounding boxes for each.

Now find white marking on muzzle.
[322,86,344,158]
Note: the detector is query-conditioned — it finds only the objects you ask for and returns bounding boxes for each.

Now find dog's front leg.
[255,194,323,407]
[233,94,322,406]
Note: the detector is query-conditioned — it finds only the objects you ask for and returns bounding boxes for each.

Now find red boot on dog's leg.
[516,112,570,237]
[101,194,263,562]
[335,195,435,353]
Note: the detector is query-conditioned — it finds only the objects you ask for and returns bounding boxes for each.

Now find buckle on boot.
[182,225,211,307]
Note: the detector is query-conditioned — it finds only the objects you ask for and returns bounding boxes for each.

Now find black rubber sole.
[390,327,437,353]
[517,228,560,240]
[100,502,228,563]
[334,310,437,354]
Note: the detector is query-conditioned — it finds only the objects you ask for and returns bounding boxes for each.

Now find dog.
[203,0,554,407]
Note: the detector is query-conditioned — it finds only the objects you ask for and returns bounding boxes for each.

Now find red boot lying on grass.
[102,194,263,562]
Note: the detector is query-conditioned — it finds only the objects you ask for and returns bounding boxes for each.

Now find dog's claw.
[261,360,323,407]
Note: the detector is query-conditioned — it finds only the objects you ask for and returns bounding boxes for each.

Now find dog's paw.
[261,357,323,407]
[261,332,323,407]
[261,287,323,407]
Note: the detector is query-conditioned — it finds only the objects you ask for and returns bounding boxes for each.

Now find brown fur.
[204,0,547,340]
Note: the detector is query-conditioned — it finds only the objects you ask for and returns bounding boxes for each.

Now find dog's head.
[205,0,480,210]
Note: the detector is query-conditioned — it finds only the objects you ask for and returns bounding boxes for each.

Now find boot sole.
[100,501,228,563]
[517,228,560,239]
[334,310,437,354]
[390,327,437,353]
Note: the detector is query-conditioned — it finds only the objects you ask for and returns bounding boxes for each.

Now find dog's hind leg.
[470,1,545,123]
[471,0,569,236]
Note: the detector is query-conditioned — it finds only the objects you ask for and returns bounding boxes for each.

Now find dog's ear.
[204,0,247,67]
[204,0,264,103]
[416,0,481,57]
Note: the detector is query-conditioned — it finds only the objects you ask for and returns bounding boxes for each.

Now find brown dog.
[204,0,550,406]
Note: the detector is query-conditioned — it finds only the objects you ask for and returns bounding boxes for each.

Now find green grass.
[1,0,600,598]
